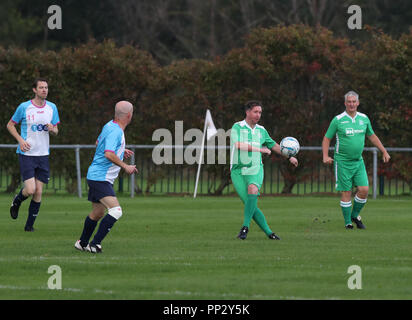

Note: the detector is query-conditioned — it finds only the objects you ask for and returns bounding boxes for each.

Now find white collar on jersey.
[239,119,263,132]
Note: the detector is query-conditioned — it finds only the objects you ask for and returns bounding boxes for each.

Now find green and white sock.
[352,195,367,219]
[340,200,352,226]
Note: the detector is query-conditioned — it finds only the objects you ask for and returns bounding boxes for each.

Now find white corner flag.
[194,109,217,198]
[205,109,217,140]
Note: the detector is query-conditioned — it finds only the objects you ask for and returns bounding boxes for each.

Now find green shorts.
[334,159,369,191]
[230,166,264,203]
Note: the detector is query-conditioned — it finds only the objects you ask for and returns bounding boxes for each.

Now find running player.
[74,101,138,253]
[322,91,390,229]
[7,78,60,231]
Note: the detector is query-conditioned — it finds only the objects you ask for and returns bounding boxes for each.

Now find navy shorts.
[18,154,50,184]
[87,179,116,203]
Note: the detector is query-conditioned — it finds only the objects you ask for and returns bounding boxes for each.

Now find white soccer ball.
[280,137,300,158]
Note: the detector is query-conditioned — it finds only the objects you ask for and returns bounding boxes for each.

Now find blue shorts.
[87,179,116,203]
[18,154,50,184]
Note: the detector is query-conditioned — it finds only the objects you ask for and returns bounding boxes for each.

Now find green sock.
[340,201,352,225]
[352,195,367,218]
[252,208,273,236]
[243,194,258,228]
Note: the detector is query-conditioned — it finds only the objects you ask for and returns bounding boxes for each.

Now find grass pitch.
[0,194,411,300]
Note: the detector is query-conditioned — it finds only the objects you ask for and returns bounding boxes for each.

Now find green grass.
[0,194,411,300]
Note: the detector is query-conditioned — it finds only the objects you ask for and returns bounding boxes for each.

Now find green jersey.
[230,120,276,173]
[325,111,374,161]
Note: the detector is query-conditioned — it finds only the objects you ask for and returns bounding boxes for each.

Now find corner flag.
[205,109,217,141]
[194,109,217,198]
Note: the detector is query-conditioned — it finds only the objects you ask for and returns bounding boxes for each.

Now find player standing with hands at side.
[230,101,298,240]
[322,91,390,229]
[75,101,137,253]
[7,78,60,231]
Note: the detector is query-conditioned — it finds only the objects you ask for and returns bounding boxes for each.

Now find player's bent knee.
[247,184,259,195]
[25,188,36,197]
[108,206,122,220]
[357,187,369,198]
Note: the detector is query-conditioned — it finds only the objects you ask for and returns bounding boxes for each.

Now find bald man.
[75,101,138,253]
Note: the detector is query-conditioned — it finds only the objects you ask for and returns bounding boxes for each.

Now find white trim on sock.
[354,195,367,203]
[340,201,352,208]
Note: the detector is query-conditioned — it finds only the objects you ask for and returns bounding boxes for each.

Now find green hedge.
[1,25,411,193]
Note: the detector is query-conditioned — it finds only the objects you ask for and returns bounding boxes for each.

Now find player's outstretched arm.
[271,143,298,167]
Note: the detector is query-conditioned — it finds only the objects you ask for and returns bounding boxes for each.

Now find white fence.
[0,144,411,198]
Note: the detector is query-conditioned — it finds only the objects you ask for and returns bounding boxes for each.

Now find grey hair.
[344,91,359,102]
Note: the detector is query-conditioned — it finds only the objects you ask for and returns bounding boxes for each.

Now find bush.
[1,26,411,194]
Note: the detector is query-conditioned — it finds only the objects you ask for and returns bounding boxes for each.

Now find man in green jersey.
[230,100,298,240]
[322,91,390,229]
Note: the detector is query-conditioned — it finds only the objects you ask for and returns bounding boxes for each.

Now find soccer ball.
[280,137,300,158]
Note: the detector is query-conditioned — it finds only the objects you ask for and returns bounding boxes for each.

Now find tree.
[210,25,351,193]
[343,28,412,189]
[0,0,42,48]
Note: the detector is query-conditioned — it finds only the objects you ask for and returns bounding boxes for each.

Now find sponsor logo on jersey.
[346,128,354,136]
[346,128,364,136]
[31,124,49,132]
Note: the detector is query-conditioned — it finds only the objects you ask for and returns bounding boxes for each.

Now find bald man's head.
[115,101,134,120]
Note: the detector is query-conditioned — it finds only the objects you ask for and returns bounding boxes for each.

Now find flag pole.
[193,112,208,198]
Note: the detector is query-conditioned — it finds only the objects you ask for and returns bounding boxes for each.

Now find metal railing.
[0,144,411,198]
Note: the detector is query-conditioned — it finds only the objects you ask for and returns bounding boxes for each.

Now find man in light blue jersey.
[7,78,60,231]
[75,101,137,253]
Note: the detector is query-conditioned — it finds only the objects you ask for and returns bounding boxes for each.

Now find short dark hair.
[33,78,48,89]
[244,100,262,111]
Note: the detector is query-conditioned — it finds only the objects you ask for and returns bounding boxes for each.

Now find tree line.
[0,24,411,194]
[2,0,412,65]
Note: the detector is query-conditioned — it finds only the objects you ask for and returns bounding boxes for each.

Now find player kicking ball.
[75,101,138,253]
[230,101,298,240]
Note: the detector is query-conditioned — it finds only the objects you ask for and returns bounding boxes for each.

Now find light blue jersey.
[11,100,60,156]
[87,120,125,184]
